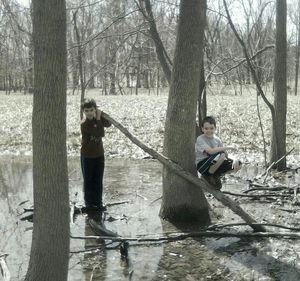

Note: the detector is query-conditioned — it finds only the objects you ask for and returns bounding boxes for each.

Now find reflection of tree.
[0,160,31,196]
[0,161,32,280]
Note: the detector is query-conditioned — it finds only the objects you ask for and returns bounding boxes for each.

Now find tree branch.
[136,0,172,84]
[212,45,274,76]
[222,0,275,118]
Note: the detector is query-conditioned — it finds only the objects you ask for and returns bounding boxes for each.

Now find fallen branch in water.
[71,230,300,243]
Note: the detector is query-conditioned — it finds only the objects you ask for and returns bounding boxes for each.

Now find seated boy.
[195,116,241,189]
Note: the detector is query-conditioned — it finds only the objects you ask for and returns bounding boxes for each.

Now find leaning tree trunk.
[25,1,70,281]
[161,0,210,225]
[270,0,287,170]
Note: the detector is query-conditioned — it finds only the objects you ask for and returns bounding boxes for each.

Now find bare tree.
[289,0,300,95]
[25,0,69,280]
[270,0,287,170]
[161,0,210,225]
[223,0,287,170]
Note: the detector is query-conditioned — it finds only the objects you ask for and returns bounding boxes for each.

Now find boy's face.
[83,107,96,120]
[202,122,216,138]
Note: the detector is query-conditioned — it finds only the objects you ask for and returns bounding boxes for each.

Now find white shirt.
[195,134,223,164]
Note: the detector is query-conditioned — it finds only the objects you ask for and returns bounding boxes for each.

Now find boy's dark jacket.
[81,115,111,158]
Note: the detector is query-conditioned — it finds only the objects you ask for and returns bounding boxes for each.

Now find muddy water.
[1,157,300,280]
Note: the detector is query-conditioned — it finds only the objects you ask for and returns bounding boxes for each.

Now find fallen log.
[102,112,266,232]
[71,230,300,243]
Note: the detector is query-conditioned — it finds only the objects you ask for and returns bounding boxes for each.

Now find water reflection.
[2,157,299,280]
[0,158,32,280]
[0,157,164,280]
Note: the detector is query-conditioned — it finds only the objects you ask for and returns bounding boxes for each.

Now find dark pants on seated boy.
[196,152,236,189]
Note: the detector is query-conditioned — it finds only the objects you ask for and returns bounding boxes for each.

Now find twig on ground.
[149,196,162,205]
[262,148,295,183]
[106,200,130,207]
[249,182,269,188]
[244,186,287,193]
[222,191,288,198]
[136,193,147,200]
[278,208,299,213]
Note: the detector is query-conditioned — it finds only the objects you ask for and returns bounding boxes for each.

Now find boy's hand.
[232,159,242,172]
[96,109,102,120]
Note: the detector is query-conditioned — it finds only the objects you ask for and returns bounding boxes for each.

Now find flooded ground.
[1,157,300,280]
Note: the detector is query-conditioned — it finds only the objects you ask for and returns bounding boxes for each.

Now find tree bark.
[270,0,287,170]
[294,1,300,96]
[25,0,70,280]
[161,0,210,225]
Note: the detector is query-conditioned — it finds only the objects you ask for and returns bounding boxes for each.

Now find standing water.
[1,157,300,280]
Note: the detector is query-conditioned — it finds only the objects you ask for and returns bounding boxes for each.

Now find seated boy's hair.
[81,98,97,110]
[201,116,216,127]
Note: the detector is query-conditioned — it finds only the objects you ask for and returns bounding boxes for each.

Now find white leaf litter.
[0,91,299,164]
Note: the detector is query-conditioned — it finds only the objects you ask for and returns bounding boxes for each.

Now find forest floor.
[0,87,299,162]
[1,88,300,280]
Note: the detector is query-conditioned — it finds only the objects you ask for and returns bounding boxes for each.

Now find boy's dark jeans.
[81,155,105,207]
[197,152,233,176]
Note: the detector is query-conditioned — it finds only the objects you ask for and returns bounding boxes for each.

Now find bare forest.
[1,0,300,280]
[0,0,298,96]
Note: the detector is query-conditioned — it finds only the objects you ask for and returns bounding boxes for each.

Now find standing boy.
[81,99,111,211]
[195,116,241,189]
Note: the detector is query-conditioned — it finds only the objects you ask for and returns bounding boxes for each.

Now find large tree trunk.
[25,0,70,280]
[294,1,300,96]
[161,0,210,225]
[270,0,287,170]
